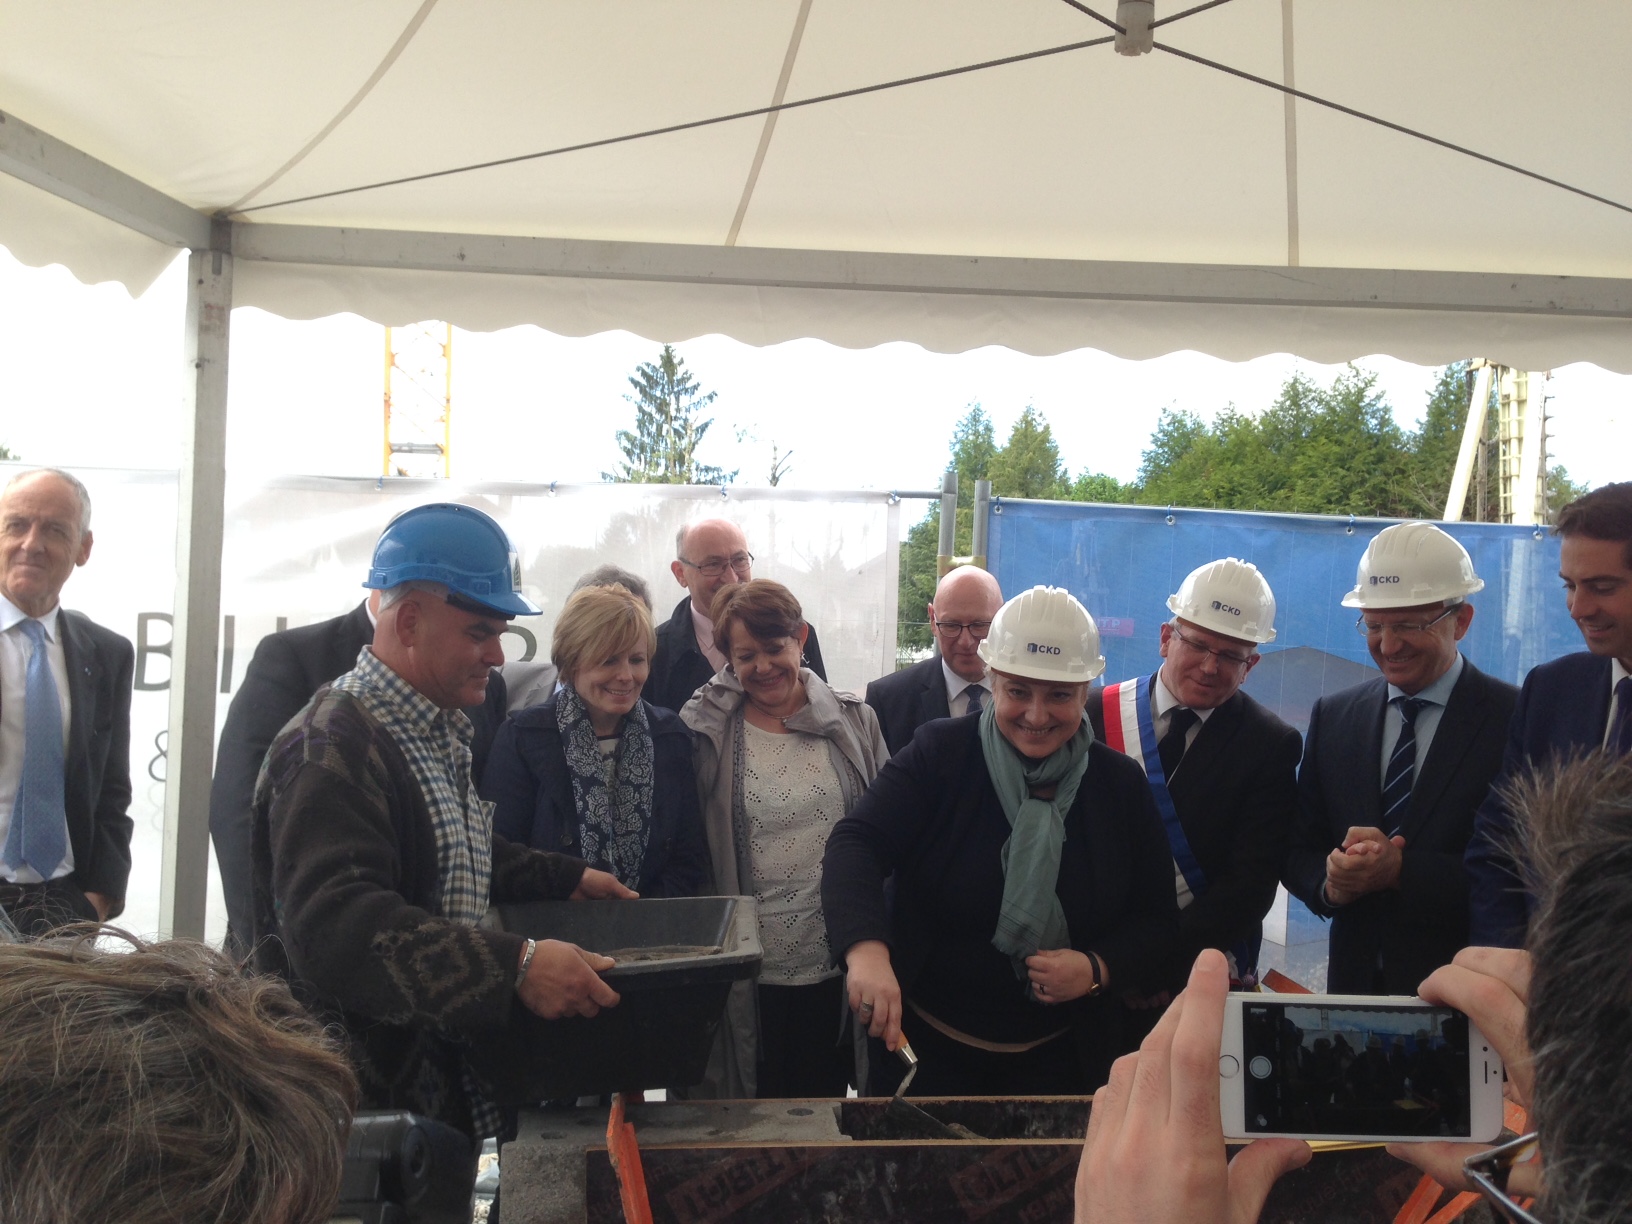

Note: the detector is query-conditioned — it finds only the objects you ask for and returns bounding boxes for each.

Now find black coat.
[1284,658,1516,994]
[1466,651,1617,946]
[823,716,1179,1083]
[1087,679,1302,984]
[209,600,507,955]
[479,695,710,897]
[647,595,827,713]
[13,609,135,912]
[865,655,952,757]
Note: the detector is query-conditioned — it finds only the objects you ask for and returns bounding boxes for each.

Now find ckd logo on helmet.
[1210,600,1242,617]
[1026,641,1063,655]
[1370,574,1402,585]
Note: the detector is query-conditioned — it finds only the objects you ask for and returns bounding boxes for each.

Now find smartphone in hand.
[1219,992,1505,1143]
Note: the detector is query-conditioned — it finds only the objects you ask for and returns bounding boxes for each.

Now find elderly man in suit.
[867,565,1003,755]
[1466,481,1632,946]
[647,518,827,712]
[211,578,508,960]
[1089,558,1300,995]
[0,468,133,937]
[1285,522,1516,994]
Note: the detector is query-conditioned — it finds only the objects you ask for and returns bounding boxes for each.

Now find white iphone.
[1218,992,1506,1143]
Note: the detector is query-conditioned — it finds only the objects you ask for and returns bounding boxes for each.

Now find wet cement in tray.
[599,944,723,962]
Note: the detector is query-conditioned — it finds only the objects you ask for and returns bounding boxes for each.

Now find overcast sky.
[4,246,1628,496]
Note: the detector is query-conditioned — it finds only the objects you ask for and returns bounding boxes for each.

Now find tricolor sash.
[1101,674,1208,900]
[1101,674,1260,985]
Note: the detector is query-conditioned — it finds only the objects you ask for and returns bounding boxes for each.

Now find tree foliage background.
[896,363,1587,654]
[604,345,737,484]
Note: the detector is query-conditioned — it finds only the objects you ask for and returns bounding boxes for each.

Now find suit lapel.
[1353,681,1388,829]
[1401,660,1484,842]
[1168,689,1242,808]
[920,659,952,726]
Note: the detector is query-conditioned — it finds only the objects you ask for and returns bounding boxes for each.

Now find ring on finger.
[859,1001,875,1014]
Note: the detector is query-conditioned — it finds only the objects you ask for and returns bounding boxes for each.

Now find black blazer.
[1284,657,1517,994]
[1088,680,1302,985]
[865,655,953,756]
[209,600,507,954]
[480,695,710,897]
[647,594,827,713]
[823,717,1179,1082]
[45,610,135,912]
[1466,651,1616,946]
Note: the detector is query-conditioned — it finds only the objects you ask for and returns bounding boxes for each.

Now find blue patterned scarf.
[555,685,656,889]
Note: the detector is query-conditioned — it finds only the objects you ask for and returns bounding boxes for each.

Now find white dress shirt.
[0,594,75,883]
[941,660,992,718]
[1608,657,1631,748]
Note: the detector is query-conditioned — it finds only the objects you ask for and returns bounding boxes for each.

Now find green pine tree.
[603,345,736,484]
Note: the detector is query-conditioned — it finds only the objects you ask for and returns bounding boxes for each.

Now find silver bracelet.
[515,938,537,989]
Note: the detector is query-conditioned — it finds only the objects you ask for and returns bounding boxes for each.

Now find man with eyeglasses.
[647,518,827,713]
[1466,481,1632,948]
[1284,522,1516,995]
[865,564,1003,755]
[1089,558,1300,997]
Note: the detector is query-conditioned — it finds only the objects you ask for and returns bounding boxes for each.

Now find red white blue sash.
[1101,674,1259,985]
[1100,674,1209,902]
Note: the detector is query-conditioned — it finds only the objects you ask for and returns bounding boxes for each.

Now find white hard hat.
[978,586,1106,683]
[1341,522,1485,609]
[1166,558,1277,645]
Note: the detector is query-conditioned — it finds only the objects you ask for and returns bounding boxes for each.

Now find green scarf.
[980,701,1093,992]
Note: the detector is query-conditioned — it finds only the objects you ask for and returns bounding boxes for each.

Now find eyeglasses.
[933,618,992,641]
[1170,624,1255,668]
[679,552,754,579]
[1355,604,1459,637]
[1463,1131,1541,1224]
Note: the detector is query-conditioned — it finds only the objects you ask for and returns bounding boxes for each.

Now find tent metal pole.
[159,235,232,940]
[1444,363,1493,522]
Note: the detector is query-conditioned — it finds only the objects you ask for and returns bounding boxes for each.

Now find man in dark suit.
[1089,558,1300,993]
[867,565,1002,755]
[1286,523,1516,994]
[210,593,508,959]
[648,518,826,712]
[0,468,133,937]
[1467,481,1632,946]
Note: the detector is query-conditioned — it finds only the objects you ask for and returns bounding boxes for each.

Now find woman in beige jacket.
[680,579,887,1099]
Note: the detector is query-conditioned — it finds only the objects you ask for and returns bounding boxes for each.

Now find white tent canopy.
[3,0,1631,369]
[3,0,1631,940]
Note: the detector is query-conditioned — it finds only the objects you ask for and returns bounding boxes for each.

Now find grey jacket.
[679,668,888,1098]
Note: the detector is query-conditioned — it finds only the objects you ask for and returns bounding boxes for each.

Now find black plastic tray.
[469,896,761,1103]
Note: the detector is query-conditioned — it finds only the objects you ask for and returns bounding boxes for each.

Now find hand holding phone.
[1218,988,1506,1144]
[1078,950,1311,1224]
[1385,947,1539,1195]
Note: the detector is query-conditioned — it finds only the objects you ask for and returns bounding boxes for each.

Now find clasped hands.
[1323,825,1406,906]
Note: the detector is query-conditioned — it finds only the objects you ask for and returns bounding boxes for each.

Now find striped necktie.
[1612,676,1632,756]
[965,684,986,714]
[2,619,68,878]
[1380,696,1427,832]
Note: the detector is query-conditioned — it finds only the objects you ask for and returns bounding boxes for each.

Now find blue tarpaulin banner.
[987,500,1576,736]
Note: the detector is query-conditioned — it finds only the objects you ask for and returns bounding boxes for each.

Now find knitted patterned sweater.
[250,684,587,1136]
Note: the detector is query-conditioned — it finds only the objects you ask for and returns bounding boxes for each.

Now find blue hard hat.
[363,502,541,618]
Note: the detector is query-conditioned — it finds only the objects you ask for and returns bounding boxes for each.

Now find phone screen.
[1239,999,1473,1138]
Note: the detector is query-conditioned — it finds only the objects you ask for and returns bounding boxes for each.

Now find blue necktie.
[3,619,68,878]
[1380,696,1427,832]
[965,684,986,714]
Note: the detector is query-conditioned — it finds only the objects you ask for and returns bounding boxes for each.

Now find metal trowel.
[882,1040,982,1140]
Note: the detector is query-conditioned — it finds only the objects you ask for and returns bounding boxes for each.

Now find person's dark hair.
[1553,481,1632,568]
[0,930,358,1224]
[571,563,652,610]
[1506,752,1632,1219]
[710,579,804,655]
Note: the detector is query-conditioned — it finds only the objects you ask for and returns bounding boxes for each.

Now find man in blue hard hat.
[250,502,636,1142]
